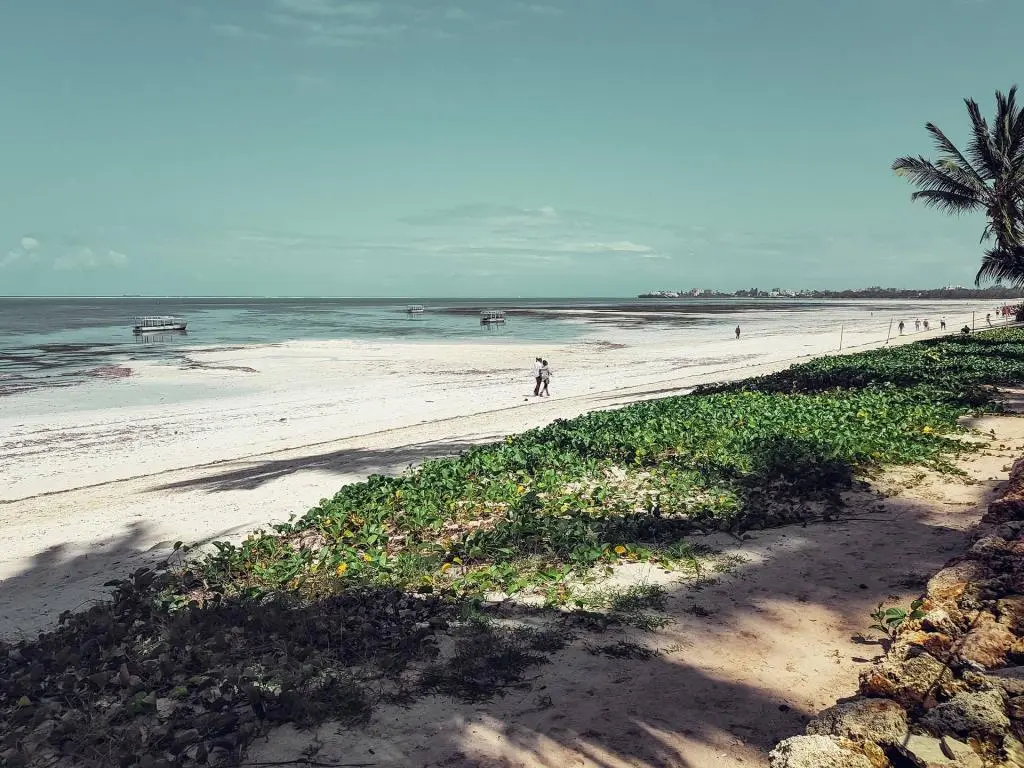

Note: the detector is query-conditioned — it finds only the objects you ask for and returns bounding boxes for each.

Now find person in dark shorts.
[533,357,543,396]
[540,360,551,396]
[735,326,741,340]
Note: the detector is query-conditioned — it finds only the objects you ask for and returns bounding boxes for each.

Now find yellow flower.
[517,484,526,494]
[922,426,934,434]
[440,563,452,572]
[336,563,348,575]
[362,553,373,562]
[614,545,627,555]
[856,410,868,419]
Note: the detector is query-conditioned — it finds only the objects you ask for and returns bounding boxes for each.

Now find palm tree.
[892,86,1024,285]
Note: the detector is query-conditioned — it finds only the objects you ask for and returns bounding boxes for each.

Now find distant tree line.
[638,286,1022,300]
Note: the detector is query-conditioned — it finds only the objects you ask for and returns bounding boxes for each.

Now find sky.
[1,0,1022,297]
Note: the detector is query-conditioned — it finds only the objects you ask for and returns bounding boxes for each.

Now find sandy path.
[245,409,1024,768]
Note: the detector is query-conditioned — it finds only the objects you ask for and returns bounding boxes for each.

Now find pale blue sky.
[1,0,1021,297]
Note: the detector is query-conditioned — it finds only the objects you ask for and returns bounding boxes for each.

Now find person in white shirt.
[533,357,543,396]
[540,360,551,396]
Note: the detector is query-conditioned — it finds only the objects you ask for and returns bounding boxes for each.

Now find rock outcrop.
[770,455,1024,768]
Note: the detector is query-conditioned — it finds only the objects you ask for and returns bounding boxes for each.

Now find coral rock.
[768,735,873,768]
[939,735,982,768]
[998,596,1024,634]
[920,689,1010,738]
[926,561,990,607]
[899,631,954,659]
[983,667,1024,697]
[859,653,959,710]
[994,520,1024,540]
[898,733,965,767]
[957,613,1015,669]
[968,536,1014,559]
[1008,694,1024,721]
[921,608,960,635]
[1010,637,1024,664]
[806,698,908,746]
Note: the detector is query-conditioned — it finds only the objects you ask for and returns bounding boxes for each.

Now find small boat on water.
[406,305,425,315]
[480,309,506,325]
[132,315,187,334]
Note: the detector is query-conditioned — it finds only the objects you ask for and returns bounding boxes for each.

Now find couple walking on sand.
[533,357,552,397]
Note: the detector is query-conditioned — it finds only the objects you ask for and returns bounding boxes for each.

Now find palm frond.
[891,156,986,202]
[965,98,1001,179]
[924,122,987,191]
[910,189,983,215]
[995,86,1023,159]
[1001,86,1024,174]
[976,245,1024,287]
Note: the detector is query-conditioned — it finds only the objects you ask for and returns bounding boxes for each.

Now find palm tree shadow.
[148,435,497,494]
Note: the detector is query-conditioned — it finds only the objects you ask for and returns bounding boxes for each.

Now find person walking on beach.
[915,319,920,332]
[735,325,741,340]
[941,318,946,331]
[539,359,552,397]
[987,313,993,326]
[923,319,929,331]
[898,320,905,335]
[532,357,543,397]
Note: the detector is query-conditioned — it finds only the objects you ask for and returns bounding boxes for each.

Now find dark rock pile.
[0,575,454,768]
[771,457,1024,768]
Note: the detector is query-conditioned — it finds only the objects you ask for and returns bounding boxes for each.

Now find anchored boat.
[406,305,425,315]
[480,309,506,325]
[132,315,187,334]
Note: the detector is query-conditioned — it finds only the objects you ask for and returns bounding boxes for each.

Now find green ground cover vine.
[184,328,1024,607]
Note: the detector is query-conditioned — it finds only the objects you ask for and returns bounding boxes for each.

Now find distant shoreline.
[640,288,1024,300]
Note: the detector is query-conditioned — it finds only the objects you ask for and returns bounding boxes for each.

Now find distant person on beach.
[923,319,929,331]
[962,325,971,335]
[533,357,543,396]
[941,318,946,330]
[987,313,993,326]
[539,360,551,396]
[898,320,905,335]
[915,319,920,331]
[735,326,741,340]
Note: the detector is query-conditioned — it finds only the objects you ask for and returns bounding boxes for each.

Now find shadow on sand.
[148,435,497,494]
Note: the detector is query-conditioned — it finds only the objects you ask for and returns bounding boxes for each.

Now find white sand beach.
[0,299,1005,638]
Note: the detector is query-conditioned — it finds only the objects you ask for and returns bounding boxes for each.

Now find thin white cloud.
[266,12,406,46]
[276,0,381,17]
[519,3,564,16]
[207,0,562,48]
[1,250,20,268]
[20,236,40,251]
[53,247,128,271]
[404,204,562,227]
[211,23,269,40]
[559,241,655,254]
